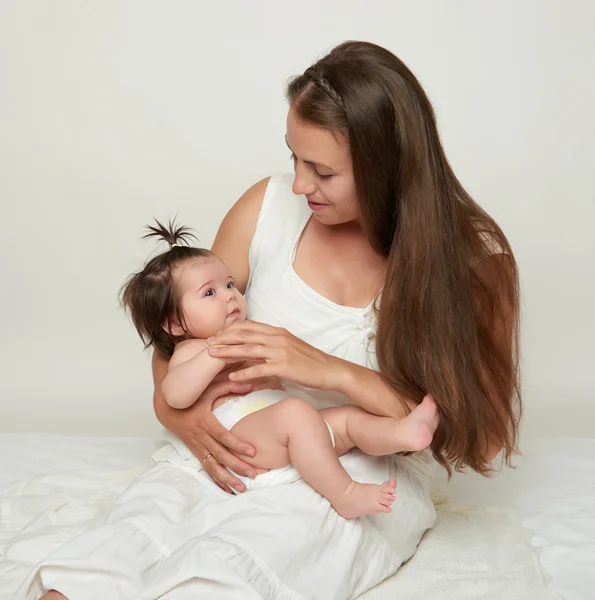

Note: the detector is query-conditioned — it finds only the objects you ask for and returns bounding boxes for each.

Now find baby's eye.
[204,289,215,297]
[226,282,234,289]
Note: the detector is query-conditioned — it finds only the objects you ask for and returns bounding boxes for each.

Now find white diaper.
[212,388,287,430]
[212,389,335,492]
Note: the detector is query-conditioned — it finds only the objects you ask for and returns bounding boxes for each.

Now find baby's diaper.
[212,389,287,430]
[213,389,334,492]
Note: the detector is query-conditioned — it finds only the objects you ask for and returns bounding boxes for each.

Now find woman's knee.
[41,592,69,600]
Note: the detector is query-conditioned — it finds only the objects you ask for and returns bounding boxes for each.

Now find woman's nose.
[292,166,317,197]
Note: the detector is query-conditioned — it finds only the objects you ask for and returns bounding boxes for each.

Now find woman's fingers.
[206,461,243,494]
[228,363,274,382]
[207,323,287,347]
[215,481,234,494]
[215,446,257,479]
[218,428,257,458]
[208,332,268,347]
[197,380,253,407]
[205,412,256,458]
[207,466,234,494]
[208,344,277,360]
[226,381,254,395]
[198,436,248,494]
[205,430,256,478]
[203,414,257,477]
[190,439,234,494]
[222,320,282,334]
[209,427,256,477]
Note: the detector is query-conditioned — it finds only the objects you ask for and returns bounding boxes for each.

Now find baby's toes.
[380,490,396,506]
[381,479,397,494]
[379,494,394,508]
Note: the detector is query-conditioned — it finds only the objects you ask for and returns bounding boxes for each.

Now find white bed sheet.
[0,434,156,489]
[0,434,593,599]
[437,437,595,600]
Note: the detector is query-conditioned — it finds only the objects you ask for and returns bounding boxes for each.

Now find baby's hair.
[120,219,212,358]
[142,218,197,248]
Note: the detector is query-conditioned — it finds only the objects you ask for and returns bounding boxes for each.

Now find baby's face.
[171,255,246,339]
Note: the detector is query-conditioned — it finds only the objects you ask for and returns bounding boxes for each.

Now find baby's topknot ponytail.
[143,218,197,250]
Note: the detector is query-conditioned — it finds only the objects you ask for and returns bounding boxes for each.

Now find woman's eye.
[204,289,215,297]
[226,282,234,289]
[313,171,333,181]
[290,150,332,180]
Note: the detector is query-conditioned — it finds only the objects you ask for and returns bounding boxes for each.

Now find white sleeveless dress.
[246,174,380,410]
[14,175,437,600]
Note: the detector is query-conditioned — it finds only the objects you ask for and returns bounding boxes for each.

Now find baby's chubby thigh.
[230,396,323,470]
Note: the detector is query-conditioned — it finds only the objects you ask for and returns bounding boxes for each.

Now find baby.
[121,220,439,519]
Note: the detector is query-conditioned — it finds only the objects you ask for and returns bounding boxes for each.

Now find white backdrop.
[1,1,593,438]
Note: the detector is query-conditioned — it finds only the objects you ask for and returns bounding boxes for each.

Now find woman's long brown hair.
[287,41,521,475]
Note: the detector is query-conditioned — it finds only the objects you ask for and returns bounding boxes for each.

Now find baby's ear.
[163,318,184,337]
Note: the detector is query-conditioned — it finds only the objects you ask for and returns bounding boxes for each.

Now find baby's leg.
[321,394,439,457]
[230,397,396,519]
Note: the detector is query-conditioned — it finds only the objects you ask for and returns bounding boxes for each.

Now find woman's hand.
[160,378,259,494]
[207,321,348,390]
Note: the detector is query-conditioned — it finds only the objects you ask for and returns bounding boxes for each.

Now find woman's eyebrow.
[285,136,334,171]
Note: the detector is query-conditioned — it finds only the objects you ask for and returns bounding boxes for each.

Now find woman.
[37,40,519,600]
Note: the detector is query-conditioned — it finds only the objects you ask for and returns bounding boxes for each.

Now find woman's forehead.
[286,108,350,166]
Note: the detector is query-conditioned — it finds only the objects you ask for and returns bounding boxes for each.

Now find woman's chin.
[312,211,357,228]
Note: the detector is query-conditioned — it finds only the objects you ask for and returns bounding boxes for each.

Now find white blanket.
[0,435,558,600]
[368,498,559,600]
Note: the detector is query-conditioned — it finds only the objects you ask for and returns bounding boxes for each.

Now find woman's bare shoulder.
[222,178,270,228]
[212,177,271,292]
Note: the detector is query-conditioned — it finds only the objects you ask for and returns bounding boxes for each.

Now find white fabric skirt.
[13,434,437,600]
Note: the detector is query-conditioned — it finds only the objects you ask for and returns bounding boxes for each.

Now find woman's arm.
[211,177,270,291]
[334,361,414,419]
[208,321,415,419]
[153,352,258,493]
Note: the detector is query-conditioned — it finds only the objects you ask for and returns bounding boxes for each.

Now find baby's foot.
[396,394,440,452]
[331,479,397,519]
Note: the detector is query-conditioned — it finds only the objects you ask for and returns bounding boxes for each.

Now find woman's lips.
[307,197,328,211]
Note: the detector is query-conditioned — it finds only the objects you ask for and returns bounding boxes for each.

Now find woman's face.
[286,107,359,225]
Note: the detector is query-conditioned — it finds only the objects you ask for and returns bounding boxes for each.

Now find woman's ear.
[164,318,184,337]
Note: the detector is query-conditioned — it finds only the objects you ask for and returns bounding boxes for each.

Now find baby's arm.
[162,340,227,409]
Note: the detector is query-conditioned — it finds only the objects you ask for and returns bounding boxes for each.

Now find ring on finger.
[203,452,214,463]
